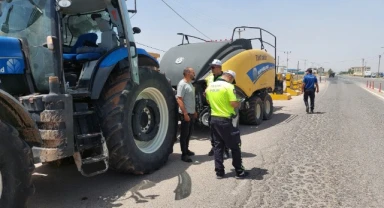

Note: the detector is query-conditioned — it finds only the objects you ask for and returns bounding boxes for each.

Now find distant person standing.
[205,70,248,179]
[302,68,319,114]
[176,67,198,163]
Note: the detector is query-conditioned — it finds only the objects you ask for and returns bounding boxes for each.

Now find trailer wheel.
[262,94,273,120]
[240,95,264,125]
[0,121,34,208]
[98,66,178,174]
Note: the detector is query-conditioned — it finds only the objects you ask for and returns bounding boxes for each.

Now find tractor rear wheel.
[0,121,34,208]
[240,95,264,125]
[97,66,178,174]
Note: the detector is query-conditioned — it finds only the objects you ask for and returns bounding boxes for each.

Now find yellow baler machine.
[160,26,286,126]
[205,49,276,98]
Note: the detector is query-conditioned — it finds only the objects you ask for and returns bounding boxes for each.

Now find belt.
[211,116,231,121]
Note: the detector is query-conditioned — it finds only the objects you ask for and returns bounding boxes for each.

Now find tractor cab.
[61,10,123,88]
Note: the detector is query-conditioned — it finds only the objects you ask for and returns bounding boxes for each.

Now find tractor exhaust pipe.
[49,76,60,94]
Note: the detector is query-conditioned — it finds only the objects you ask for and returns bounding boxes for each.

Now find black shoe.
[311,109,314,114]
[216,171,225,179]
[187,150,195,156]
[235,171,249,179]
[306,106,309,113]
[181,155,192,163]
[208,149,214,156]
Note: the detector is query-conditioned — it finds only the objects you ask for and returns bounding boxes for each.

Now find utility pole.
[297,61,299,70]
[284,51,291,69]
[297,61,300,79]
[378,55,381,77]
[362,58,364,76]
[237,28,245,39]
[304,59,307,70]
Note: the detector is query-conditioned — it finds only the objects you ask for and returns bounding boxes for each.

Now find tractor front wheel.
[0,121,34,208]
[98,66,178,174]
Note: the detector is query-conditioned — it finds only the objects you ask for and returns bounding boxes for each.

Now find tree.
[327,68,334,75]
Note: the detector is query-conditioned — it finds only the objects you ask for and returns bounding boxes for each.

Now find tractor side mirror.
[133,27,141,34]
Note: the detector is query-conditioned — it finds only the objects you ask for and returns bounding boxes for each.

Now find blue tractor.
[0,1,178,207]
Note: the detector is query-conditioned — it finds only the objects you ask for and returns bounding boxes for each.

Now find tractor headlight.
[57,0,72,8]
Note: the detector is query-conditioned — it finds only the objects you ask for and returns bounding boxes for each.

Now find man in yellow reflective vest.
[205,70,248,179]
[206,59,230,159]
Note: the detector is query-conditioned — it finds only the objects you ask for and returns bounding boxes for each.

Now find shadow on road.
[29,105,284,207]
[310,111,326,115]
[29,150,257,207]
[273,106,284,112]
[28,151,213,208]
[239,112,292,136]
[226,167,269,180]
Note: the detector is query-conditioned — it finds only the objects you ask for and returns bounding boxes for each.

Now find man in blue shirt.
[302,68,319,114]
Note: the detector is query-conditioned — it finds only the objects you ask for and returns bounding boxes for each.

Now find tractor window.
[63,11,119,47]
[0,0,43,33]
[0,0,58,92]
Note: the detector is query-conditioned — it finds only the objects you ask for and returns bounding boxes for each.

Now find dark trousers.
[179,113,195,156]
[210,117,244,174]
[210,131,229,152]
[304,89,315,110]
[208,110,229,153]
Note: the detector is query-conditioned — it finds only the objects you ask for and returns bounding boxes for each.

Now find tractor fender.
[0,89,42,144]
[90,47,159,100]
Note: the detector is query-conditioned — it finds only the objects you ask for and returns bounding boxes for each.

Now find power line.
[169,0,233,31]
[135,42,166,52]
[160,0,211,40]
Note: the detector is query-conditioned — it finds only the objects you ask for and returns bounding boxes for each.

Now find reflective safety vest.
[205,79,237,118]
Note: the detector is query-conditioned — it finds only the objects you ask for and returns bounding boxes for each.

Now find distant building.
[349,66,371,76]
[284,68,306,75]
[286,68,300,73]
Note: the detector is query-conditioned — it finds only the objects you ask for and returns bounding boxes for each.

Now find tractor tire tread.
[97,66,177,174]
[239,95,264,125]
[262,94,274,120]
[0,121,34,208]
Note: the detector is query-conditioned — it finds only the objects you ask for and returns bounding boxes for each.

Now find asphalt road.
[28,76,384,208]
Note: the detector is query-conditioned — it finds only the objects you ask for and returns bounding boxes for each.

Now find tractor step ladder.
[73,105,109,177]
[74,132,109,177]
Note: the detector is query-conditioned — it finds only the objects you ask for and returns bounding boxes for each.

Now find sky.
[127,0,384,72]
